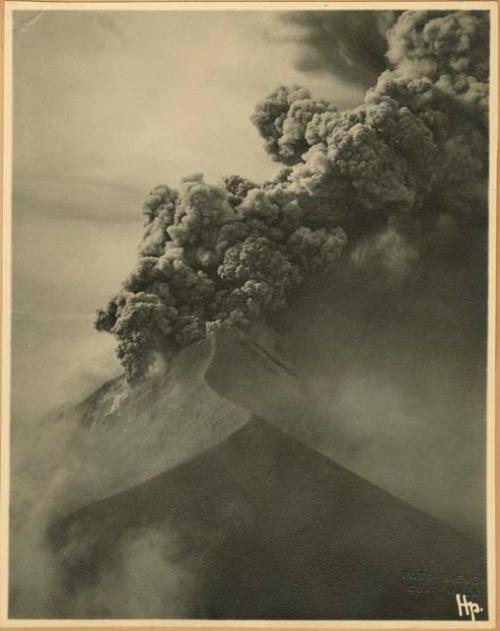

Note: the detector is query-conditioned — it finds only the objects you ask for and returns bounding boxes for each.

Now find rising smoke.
[96,9,489,386]
[279,11,399,88]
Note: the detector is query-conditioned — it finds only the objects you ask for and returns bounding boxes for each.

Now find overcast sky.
[11,9,364,417]
[13,10,363,202]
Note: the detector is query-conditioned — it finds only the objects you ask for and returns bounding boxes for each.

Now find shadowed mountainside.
[10,328,488,620]
[48,415,487,620]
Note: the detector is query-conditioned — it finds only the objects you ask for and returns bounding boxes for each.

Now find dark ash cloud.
[95,10,489,386]
[280,11,400,88]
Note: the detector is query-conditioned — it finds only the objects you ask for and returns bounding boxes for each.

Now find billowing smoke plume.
[386,10,489,110]
[96,10,489,385]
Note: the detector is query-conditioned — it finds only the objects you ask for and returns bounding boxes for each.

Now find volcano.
[48,414,487,620]
[32,330,488,621]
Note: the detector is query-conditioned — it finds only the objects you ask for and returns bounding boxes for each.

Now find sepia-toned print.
[1,3,496,624]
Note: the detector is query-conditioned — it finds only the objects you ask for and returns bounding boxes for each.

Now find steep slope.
[49,415,487,620]
[37,337,250,518]
[10,327,487,620]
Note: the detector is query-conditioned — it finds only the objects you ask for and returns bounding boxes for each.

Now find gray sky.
[13,10,363,196]
[11,9,363,417]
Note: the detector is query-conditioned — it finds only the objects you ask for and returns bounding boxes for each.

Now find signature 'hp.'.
[456,594,483,621]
